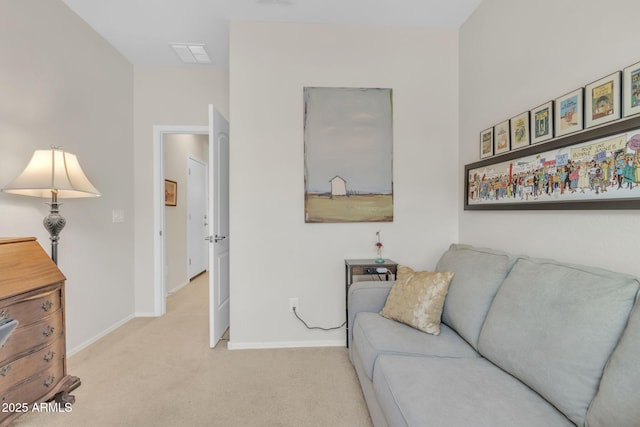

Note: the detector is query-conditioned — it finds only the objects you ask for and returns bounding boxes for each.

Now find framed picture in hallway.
[165,179,177,206]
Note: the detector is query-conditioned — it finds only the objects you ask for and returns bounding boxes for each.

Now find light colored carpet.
[13,273,372,427]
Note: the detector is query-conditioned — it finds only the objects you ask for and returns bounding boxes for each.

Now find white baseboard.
[67,313,135,356]
[167,280,190,295]
[135,311,161,317]
[227,339,346,350]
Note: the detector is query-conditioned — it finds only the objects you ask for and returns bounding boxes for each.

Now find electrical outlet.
[289,297,299,312]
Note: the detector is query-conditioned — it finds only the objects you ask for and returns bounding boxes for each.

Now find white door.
[187,156,208,279]
[208,106,230,347]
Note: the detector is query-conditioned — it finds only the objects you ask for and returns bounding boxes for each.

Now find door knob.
[205,235,227,242]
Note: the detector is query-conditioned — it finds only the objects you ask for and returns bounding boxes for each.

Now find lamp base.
[44,198,65,265]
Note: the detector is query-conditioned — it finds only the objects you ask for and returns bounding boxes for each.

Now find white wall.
[0,0,134,352]
[459,0,640,276]
[229,22,459,348]
[133,66,228,315]
[164,134,208,293]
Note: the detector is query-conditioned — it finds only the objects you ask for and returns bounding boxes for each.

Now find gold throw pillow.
[380,266,454,335]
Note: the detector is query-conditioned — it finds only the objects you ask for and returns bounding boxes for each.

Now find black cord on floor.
[293,307,346,331]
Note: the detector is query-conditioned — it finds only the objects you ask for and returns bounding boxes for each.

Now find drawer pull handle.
[43,326,55,337]
[43,375,55,387]
[0,310,7,321]
[43,351,56,362]
[0,365,11,376]
[42,300,54,312]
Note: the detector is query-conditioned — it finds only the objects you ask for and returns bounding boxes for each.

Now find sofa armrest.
[348,281,394,347]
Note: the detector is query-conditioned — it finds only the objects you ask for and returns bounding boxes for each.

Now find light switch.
[112,209,125,223]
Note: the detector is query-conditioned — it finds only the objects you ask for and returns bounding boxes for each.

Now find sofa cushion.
[372,355,574,427]
[478,257,640,427]
[352,312,478,380]
[586,298,640,427]
[380,266,453,335]
[435,244,515,349]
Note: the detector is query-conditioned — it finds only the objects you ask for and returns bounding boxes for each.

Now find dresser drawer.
[0,238,78,425]
[1,358,64,410]
[0,288,62,328]
[0,311,63,365]
[0,338,64,396]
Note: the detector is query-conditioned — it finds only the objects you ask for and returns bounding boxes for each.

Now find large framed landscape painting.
[303,87,393,223]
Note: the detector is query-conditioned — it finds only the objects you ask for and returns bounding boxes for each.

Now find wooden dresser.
[0,237,80,426]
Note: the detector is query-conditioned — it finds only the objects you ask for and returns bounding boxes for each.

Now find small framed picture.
[165,179,177,206]
[510,111,530,150]
[623,61,640,118]
[530,101,554,144]
[555,88,584,137]
[585,71,621,128]
[480,127,494,159]
[494,120,510,155]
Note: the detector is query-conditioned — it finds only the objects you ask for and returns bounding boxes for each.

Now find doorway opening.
[153,125,208,315]
[163,134,209,297]
[153,106,230,348]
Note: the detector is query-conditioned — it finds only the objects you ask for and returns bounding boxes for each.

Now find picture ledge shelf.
[465,114,640,210]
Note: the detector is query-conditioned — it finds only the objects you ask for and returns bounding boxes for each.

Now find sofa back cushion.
[586,297,640,427]
[436,244,515,349]
[478,257,640,427]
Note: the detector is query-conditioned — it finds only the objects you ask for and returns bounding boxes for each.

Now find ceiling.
[61,0,482,68]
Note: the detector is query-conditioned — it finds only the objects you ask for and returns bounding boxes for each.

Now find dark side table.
[345,259,398,347]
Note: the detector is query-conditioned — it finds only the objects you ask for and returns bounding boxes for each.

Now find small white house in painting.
[329,176,347,197]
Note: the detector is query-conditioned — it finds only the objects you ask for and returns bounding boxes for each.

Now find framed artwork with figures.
[531,101,554,144]
[555,88,584,137]
[510,111,530,150]
[494,120,510,155]
[623,61,640,118]
[585,72,620,128]
[465,116,640,210]
[480,127,494,158]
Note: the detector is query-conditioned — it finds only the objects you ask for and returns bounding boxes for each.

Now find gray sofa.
[348,244,640,427]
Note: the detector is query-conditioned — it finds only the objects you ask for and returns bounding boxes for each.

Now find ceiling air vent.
[169,43,211,64]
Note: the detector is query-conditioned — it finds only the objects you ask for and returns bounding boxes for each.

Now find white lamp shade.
[3,149,101,198]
